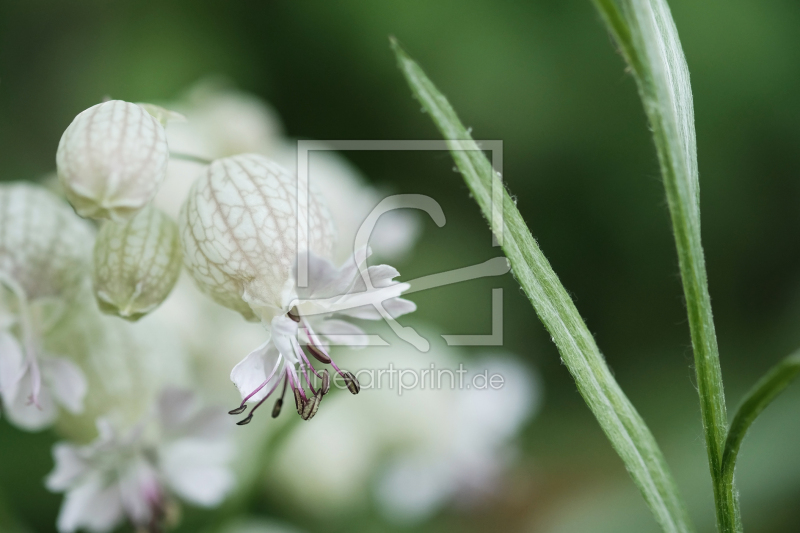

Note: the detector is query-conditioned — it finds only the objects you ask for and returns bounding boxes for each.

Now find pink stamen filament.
[245,364,287,417]
[301,318,349,380]
[286,366,307,401]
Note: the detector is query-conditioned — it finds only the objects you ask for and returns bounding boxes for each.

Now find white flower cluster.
[1,82,539,532]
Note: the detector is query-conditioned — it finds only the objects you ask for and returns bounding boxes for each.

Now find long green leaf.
[391,38,693,533]
[721,353,800,496]
[589,0,738,530]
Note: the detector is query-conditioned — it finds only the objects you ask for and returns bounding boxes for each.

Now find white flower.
[155,83,422,263]
[270,336,540,522]
[0,327,86,431]
[0,183,93,430]
[56,100,170,221]
[46,388,235,533]
[227,246,415,424]
[43,288,192,442]
[273,146,422,263]
[179,153,336,322]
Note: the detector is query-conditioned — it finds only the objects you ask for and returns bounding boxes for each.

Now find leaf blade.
[391,38,694,533]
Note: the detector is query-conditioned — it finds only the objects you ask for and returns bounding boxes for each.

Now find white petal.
[270,315,299,363]
[46,443,89,491]
[337,296,417,321]
[309,246,371,299]
[118,459,160,527]
[161,438,235,507]
[294,250,341,299]
[56,474,123,533]
[41,355,87,414]
[230,340,281,403]
[158,388,231,441]
[157,387,198,429]
[366,264,401,288]
[0,331,25,403]
[4,373,57,431]
[316,319,370,348]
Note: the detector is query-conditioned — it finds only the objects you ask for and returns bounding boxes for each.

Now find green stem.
[392,39,693,533]
[721,352,800,504]
[590,0,738,530]
[169,152,212,165]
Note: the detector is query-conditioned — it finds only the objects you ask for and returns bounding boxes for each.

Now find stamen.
[272,378,288,418]
[236,414,254,426]
[293,387,305,415]
[321,369,330,395]
[306,342,332,364]
[301,320,333,364]
[271,398,283,418]
[229,353,283,415]
[290,338,318,395]
[235,363,286,424]
[342,371,361,395]
[301,391,322,420]
[287,307,301,322]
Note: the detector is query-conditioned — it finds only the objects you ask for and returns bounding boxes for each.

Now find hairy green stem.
[590,0,738,530]
[721,352,800,502]
[392,38,693,533]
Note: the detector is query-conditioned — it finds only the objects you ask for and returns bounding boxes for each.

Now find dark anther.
[228,405,247,415]
[236,413,254,426]
[343,371,361,395]
[307,343,332,364]
[321,369,331,395]
[272,398,283,418]
[302,392,322,420]
[287,307,301,322]
[293,388,305,415]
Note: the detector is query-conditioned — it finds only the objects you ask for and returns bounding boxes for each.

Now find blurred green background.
[2,0,800,532]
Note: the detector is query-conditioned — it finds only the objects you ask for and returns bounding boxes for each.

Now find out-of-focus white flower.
[0,328,86,431]
[57,100,170,221]
[166,81,284,160]
[0,183,93,430]
[227,247,415,424]
[273,147,422,263]
[269,333,540,522]
[179,153,335,323]
[93,205,183,321]
[46,388,235,533]
[155,82,421,262]
[44,290,192,442]
[218,518,307,533]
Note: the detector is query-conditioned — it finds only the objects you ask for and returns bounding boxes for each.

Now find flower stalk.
[590,0,738,530]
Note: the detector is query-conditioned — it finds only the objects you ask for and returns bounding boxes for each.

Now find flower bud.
[0,182,94,303]
[179,154,335,322]
[56,100,169,221]
[93,205,183,321]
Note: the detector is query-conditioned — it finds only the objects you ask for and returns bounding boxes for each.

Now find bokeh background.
[2,0,800,532]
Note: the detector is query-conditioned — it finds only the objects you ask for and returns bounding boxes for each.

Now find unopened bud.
[271,398,283,418]
[342,371,360,395]
[0,183,93,303]
[57,100,170,221]
[93,206,182,321]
